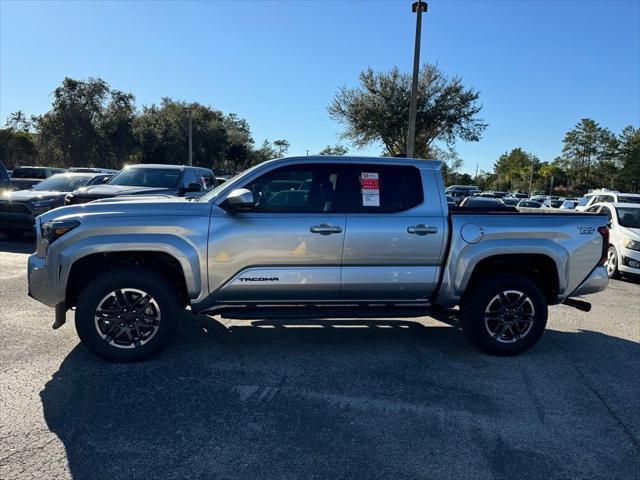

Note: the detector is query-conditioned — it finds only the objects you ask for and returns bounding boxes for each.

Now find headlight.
[623,238,640,251]
[41,220,80,244]
[32,198,58,208]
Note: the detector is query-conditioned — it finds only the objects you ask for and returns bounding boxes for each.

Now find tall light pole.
[187,107,193,166]
[406,0,427,158]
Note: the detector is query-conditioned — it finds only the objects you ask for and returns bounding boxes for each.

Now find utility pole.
[475,163,479,185]
[187,107,193,166]
[406,0,427,158]
[528,161,534,197]
[550,175,554,195]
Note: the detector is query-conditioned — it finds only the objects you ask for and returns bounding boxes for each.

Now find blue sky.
[1,0,638,174]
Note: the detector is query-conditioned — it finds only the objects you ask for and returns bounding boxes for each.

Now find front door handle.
[407,224,438,236]
[310,223,343,235]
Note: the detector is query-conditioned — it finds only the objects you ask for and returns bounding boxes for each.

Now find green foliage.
[490,148,538,192]
[318,144,348,156]
[560,118,618,191]
[617,126,640,192]
[0,128,37,169]
[3,77,291,173]
[328,64,487,158]
[33,77,136,168]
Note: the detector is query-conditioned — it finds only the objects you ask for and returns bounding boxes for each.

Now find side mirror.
[225,188,255,212]
[184,182,203,193]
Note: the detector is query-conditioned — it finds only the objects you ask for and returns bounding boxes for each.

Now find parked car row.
[0,163,217,238]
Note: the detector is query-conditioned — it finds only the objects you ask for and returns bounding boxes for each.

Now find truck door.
[339,163,446,301]
[207,163,346,302]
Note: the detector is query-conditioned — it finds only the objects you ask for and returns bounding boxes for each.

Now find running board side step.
[563,298,592,312]
[216,305,431,320]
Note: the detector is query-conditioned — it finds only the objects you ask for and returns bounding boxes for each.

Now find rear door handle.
[310,223,343,235]
[407,224,438,236]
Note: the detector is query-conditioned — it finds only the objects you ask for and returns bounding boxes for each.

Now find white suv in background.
[576,190,640,212]
[587,202,640,278]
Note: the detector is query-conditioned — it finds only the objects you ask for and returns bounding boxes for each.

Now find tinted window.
[243,164,341,213]
[11,167,47,179]
[616,207,640,228]
[340,164,423,213]
[181,170,199,189]
[198,171,216,189]
[617,196,640,204]
[110,167,181,188]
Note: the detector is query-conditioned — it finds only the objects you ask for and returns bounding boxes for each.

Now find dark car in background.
[0,172,113,239]
[445,185,480,205]
[10,166,67,190]
[0,161,12,194]
[64,164,217,205]
[517,199,542,208]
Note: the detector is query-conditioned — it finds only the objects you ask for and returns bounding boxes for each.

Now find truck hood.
[37,197,212,224]
[72,184,174,197]
[1,190,64,203]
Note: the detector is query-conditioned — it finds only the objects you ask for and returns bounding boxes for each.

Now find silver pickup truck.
[27,156,609,361]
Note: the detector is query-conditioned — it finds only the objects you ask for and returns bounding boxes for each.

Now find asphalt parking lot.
[1,237,639,480]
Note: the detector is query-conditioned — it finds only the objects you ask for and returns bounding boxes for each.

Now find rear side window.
[339,164,423,213]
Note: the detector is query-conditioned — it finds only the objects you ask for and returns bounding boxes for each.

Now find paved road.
[1,238,639,480]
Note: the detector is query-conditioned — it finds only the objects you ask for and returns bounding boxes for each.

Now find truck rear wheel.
[75,268,180,362]
[460,273,547,356]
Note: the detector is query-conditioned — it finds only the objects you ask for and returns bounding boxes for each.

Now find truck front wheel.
[460,273,547,356]
[75,268,180,362]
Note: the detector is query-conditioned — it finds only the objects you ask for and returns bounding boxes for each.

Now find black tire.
[75,268,180,362]
[460,273,547,356]
[606,246,619,279]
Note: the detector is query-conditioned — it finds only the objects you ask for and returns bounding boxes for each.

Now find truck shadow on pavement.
[39,313,640,480]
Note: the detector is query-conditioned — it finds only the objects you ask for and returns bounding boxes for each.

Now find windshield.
[110,167,181,188]
[617,196,640,204]
[616,207,640,228]
[12,168,47,179]
[32,174,93,192]
[577,196,592,206]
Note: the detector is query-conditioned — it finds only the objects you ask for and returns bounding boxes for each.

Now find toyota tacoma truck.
[27,156,610,361]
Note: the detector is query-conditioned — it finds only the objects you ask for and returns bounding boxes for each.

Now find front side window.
[616,207,640,228]
[242,164,340,213]
[341,164,423,213]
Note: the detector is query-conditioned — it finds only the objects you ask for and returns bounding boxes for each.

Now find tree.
[34,77,137,168]
[249,139,279,167]
[617,126,640,192]
[428,145,463,185]
[560,118,617,191]
[492,148,538,192]
[328,64,487,158]
[319,144,348,156]
[5,110,32,132]
[0,128,37,169]
[273,139,290,157]
[133,99,255,172]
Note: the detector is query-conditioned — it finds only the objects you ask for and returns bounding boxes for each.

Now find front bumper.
[618,248,640,274]
[28,254,63,308]
[570,266,609,297]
